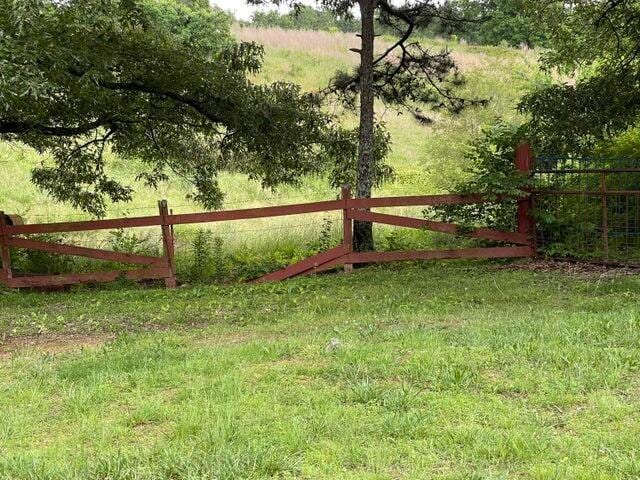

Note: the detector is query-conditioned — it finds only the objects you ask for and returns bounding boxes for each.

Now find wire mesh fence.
[534,156,640,263]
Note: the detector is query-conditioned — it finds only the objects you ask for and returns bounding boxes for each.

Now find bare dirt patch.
[0,333,112,357]
[501,258,640,279]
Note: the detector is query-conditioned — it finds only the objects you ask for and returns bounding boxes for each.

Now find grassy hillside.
[2,263,640,479]
[1,27,539,223]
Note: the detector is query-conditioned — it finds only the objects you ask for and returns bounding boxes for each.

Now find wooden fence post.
[342,185,353,273]
[515,141,535,251]
[0,212,12,286]
[158,200,177,289]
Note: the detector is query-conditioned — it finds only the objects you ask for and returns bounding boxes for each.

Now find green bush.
[429,121,531,233]
[250,6,358,33]
[11,234,76,275]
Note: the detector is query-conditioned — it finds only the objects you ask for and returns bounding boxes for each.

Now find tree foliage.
[520,0,640,155]
[249,1,546,48]
[250,4,358,32]
[0,0,351,216]
[434,0,546,48]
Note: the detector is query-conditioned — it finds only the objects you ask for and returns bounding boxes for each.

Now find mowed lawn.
[1,262,639,479]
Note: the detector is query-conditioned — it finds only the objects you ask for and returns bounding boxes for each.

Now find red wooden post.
[0,212,12,285]
[515,142,535,250]
[158,200,177,289]
[342,185,353,273]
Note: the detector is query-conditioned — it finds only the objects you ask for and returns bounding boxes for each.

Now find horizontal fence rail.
[5,237,165,266]
[8,267,172,289]
[2,195,524,236]
[343,246,535,264]
[347,210,531,245]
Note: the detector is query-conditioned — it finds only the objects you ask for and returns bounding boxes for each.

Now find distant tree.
[520,0,640,155]
[251,5,358,32]
[435,0,546,48]
[249,0,486,251]
[0,0,351,216]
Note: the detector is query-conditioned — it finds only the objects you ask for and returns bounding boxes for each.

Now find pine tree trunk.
[353,0,376,252]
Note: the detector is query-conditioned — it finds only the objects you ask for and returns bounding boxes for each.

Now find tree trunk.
[353,0,376,252]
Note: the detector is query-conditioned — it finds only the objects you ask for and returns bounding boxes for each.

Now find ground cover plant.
[1,262,639,479]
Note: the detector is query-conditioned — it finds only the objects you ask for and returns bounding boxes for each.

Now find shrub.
[11,234,76,275]
[428,121,531,233]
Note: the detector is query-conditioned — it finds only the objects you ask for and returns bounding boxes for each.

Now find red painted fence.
[0,145,535,289]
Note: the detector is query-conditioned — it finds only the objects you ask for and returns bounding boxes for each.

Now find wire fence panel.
[534,156,640,264]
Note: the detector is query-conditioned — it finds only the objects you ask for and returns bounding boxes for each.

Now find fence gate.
[533,155,640,263]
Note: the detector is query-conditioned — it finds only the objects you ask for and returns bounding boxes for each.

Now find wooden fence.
[0,146,535,289]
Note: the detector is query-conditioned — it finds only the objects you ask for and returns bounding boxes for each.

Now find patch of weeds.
[109,229,159,256]
[11,234,76,275]
[346,377,385,405]
[306,216,336,253]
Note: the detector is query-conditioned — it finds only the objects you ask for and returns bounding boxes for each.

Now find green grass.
[1,262,640,479]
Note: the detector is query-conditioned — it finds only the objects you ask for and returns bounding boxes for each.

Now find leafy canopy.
[520,0,640,155]
[0,0,350,216]
[441,0,546,48]
[249,4,359,32]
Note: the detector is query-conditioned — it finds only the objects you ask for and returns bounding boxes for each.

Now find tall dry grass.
[233,25,488,72]
[234,25,362,64]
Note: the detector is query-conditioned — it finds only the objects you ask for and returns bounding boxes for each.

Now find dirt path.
[0,333,113,357]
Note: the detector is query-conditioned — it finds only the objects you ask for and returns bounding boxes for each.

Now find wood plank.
[251,245,349,283]
[348,211,531,245]
[298,254,350,276]
[535,168,640,174]
[0,211,12,281]
[166,200,343,226]
[4,195,528,236]
[344,246,534,264]
[6,215,161,236]
[6,237,164,266]
[347,194,513,209]
[7,266,171,288]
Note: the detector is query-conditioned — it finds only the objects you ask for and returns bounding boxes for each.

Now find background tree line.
[247,0,547,48]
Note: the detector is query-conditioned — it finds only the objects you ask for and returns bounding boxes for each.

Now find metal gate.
[533,155,640,263]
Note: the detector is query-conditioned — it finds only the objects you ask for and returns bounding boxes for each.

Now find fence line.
[0,145,540,289]
[0,189,533,289]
